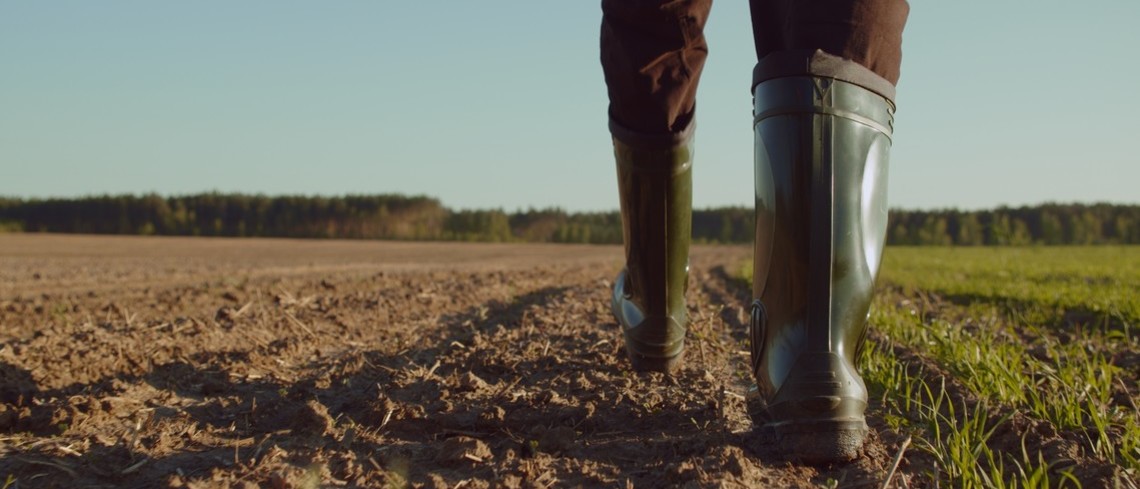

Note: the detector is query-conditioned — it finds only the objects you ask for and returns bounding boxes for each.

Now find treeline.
[0,194,449,240]
[0,194,1137,245]
[0,193,708,244]
[888,204,1140,245]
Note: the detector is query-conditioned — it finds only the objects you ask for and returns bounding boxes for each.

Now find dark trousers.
[601,0,909,139]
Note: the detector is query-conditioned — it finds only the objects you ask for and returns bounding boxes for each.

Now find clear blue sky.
[2,2,1137,211]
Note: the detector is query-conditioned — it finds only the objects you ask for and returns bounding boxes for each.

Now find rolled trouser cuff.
[753,49,897,105]
[609,112,696,151]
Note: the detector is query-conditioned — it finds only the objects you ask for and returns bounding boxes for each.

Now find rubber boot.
[610,127,693,373]
[749,73,894,462]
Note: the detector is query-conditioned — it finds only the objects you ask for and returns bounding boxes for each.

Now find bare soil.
[0,235,933,487]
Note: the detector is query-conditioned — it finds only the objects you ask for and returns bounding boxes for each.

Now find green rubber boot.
[749,72,894,462]
[610,129,693,373]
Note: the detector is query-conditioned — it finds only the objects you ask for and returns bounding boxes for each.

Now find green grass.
[880,246,1140,333]
[878,248,1140,476]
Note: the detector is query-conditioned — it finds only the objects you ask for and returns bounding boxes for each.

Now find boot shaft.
[751,75,893,399]
[613,138,693,321]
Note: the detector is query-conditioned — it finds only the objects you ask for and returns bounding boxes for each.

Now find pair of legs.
[602,0,907,135]
[603,0,908,462]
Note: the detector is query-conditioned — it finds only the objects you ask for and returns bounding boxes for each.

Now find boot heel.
[765,351,868,461]
[772,417,868,463]
[626,350,684,373]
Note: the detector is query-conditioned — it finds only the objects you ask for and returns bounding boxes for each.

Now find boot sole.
[769,418,867,463]
[626,348,683,373]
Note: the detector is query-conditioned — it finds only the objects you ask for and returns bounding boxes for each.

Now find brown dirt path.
[0,235,913,488]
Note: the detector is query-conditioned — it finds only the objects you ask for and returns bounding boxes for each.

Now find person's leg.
[749,0,908,86]
[601,0,711,137]
[600,0,712,372]
[746,0,909,462]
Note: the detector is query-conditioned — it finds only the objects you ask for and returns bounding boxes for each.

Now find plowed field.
[1,235,1136,488]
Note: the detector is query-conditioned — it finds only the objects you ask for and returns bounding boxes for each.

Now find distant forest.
[0,193,1137,245]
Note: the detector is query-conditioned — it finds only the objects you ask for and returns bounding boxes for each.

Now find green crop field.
[846,247,1139,487]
